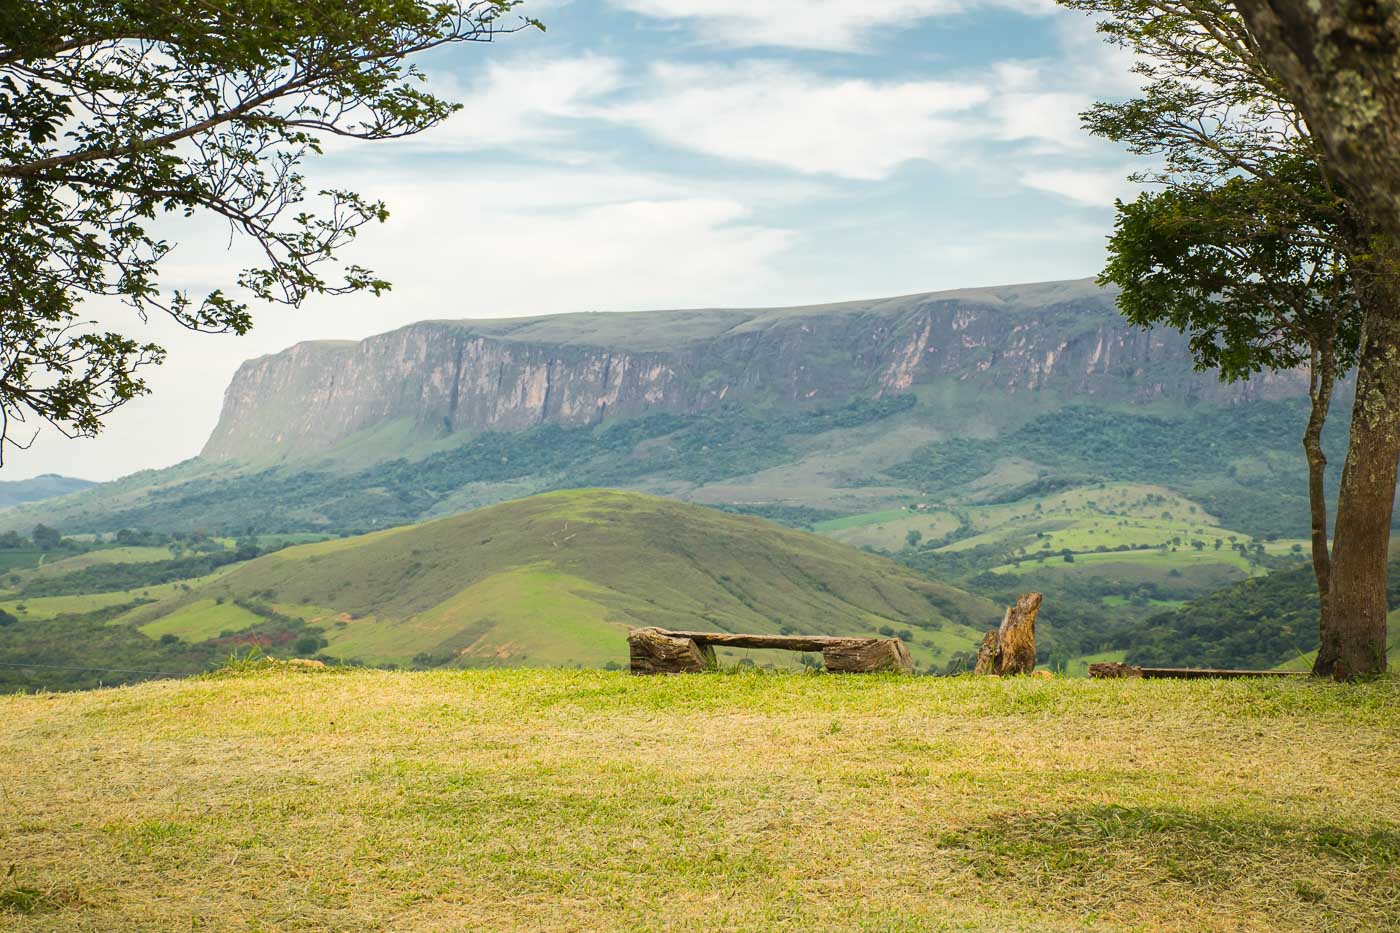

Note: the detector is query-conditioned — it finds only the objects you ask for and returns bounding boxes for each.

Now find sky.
[8,0,1145,482]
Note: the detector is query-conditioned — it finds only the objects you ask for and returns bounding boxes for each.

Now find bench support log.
[629,628,710,674]
[823,637,914,674]
[973,592,1042,676]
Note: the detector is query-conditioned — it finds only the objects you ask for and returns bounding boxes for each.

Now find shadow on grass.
[936,804,1399,922]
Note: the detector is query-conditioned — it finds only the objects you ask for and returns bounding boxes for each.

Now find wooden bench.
[628,627,914,675]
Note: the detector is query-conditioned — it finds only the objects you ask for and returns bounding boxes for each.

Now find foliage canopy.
[0,0,538,460]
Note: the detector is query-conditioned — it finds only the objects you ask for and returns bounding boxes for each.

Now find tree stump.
[972,630,999,675]
[823,637,914,674]
[628,628,710,674]
[972,592,1042,676]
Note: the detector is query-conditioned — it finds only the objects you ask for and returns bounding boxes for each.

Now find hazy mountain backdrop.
[4,277,1398,682]
[0,278,1345,540]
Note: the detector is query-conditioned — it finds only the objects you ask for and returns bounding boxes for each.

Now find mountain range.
[0,278,1339,540]
[0,474,95,510]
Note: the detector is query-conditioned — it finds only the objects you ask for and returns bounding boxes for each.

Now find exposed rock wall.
[201,282,1310,462]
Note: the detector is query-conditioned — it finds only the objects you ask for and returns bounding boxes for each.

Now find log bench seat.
[627,627,914,675]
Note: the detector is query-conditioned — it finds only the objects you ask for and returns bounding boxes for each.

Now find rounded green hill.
[127,490,999,670]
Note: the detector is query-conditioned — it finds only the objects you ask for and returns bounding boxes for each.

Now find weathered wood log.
[656,630,878,652]
[1088,662,1142,679]
[628,628,710,674]
[823,637,914,674]
[1090,664,1308,680]
[630,628,913,674]
[972,630,998,675]
[995,592,1041,675]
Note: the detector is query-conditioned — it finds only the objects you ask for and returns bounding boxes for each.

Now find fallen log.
[973,592,1042,676]
[1089,663,1308,680]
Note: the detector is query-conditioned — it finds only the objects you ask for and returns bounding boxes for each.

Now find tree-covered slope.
[1122,558,1400,669]
[121,490,1000,672]
[0,474,94,509]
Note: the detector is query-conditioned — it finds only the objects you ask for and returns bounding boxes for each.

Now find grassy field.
[0,668,1396,930]
[0,570,238,624]
[818,485,1294,596]
[817,509,962,551]
[809,483,1306,601]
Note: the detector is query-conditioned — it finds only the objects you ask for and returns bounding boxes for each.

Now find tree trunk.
[1318,284,1400,678]
[1304,345,1336,670]
[1232,0,1400,232]
[1231,0,1400,677]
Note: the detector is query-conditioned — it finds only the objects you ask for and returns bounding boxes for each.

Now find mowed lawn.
[1,669,1397,931]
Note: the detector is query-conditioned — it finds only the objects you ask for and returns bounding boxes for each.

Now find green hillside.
[122,490,1000,672]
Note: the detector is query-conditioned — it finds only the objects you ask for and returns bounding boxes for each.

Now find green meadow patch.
[0,670,1395,930]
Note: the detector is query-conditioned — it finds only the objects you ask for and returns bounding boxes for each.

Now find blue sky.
[13,0,1144,481]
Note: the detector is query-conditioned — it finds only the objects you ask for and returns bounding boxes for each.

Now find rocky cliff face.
[201,279,1310,462]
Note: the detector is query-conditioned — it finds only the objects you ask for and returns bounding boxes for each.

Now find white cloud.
[396,54,624,154]
[991,89,1095,152]
[5,11,1152,480]
[610,0,1053,51]
[603,62,990,179]
[10,163,804,480]
[1020,167,1138,205]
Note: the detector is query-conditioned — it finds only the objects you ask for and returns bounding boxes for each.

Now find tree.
[233,534,261,561]
[1100,160,1361,656]
[0,1,539,461]
[31,523,61,550]
[1060,0,1386,677]
[906,529,923,548]
[1225,0,1400,680]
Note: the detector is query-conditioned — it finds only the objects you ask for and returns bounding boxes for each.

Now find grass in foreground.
[1,669,1397,931]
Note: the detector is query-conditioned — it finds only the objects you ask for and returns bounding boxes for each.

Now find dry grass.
[1,668,1397,931]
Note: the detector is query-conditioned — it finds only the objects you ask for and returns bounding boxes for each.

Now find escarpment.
[200,278,1310,463]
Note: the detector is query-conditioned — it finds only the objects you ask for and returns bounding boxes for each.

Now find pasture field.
[0,667,1395,931]
[818,510,962,551]
[820,483,1310,600]
[0,570,240,625]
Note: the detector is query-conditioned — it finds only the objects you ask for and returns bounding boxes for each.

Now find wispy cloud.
[608,0,1055,51]
[602,62,990,179]
[1020,167,1139,205]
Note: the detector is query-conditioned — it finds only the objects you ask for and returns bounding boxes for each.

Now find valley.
[2,278,1394,690]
